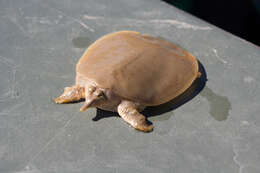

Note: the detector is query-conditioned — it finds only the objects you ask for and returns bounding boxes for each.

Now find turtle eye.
[88,87,96,93]
[96,91,103,97]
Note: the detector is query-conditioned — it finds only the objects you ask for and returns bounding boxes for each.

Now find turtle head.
[80,86,106,112]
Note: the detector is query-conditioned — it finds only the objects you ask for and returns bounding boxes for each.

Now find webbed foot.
[117,101,153,132]
[55,85,85,104]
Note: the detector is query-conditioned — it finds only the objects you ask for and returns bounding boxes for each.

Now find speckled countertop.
[0,0,260,172]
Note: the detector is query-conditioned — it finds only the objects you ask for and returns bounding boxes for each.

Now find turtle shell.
[76,31,199,106]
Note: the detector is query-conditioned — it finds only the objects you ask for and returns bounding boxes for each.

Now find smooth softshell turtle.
[55,31,201,132]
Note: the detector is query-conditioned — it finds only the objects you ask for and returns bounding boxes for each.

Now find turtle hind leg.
[55,85,85,104]
[117,101,153,132]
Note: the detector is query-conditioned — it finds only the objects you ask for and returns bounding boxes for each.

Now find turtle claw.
[54,97,67,104]
[136,124,154,132]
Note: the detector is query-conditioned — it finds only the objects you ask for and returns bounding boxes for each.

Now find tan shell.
[76,31,199,106]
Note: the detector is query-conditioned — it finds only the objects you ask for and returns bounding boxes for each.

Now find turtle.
[55,31,201,132]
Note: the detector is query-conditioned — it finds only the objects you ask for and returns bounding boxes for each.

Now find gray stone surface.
[0,0,260,172]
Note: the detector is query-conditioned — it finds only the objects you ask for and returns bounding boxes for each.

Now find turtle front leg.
[117,101,153,132]
[55,85,85,104]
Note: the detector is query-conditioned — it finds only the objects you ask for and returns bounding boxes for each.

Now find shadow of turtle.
[92,61,207,122]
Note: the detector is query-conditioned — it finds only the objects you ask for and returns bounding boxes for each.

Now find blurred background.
[163,0,260,46]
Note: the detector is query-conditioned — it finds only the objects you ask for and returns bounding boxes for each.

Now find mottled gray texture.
[0,0,260,172]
